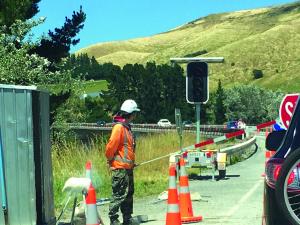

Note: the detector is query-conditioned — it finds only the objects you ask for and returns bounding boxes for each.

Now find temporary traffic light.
[186,62,208,104]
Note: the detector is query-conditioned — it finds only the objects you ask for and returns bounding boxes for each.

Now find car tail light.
[273,165,295,185]
[266,158,296,188]
[288,171,295,185]
[273,165,281,181]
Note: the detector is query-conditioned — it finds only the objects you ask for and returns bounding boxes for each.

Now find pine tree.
[214,79,226,124]
[32,6,86,63]
[0,0,40,27]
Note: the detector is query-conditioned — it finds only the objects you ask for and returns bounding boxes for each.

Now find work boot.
[110,219,122,225]
[123,217,140,225]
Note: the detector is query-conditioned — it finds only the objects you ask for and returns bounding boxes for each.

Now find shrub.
[252,69,263,79]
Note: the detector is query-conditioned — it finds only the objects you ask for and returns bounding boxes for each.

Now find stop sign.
[279,94,299,129]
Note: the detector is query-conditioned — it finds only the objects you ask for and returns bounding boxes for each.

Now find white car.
[157,119,172,127]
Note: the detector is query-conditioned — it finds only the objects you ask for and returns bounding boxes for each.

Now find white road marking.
[220,179,264,223]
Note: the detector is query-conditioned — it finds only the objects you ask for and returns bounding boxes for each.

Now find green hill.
[77,2,300,92]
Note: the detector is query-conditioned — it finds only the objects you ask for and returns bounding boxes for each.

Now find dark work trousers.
[109,169,134,222]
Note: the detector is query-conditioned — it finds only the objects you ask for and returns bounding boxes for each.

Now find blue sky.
[32,0,297,53]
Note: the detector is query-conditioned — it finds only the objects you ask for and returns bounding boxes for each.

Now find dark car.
[263,98,300,225]
[96,120,106,126]
[226,121,238,129]
[182,120,194,127]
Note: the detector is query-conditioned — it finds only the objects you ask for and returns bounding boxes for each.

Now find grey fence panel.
[0,130,5,225]
[0,86,37,225]
[0,85,55,225]
[32,91,55,225]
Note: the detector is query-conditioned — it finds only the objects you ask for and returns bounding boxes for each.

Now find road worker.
[105,99,140,225]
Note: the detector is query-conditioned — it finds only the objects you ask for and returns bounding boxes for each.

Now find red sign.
[279,94,299,129]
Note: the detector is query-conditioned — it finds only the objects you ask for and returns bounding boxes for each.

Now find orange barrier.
[85,184,99,225]
[166,165,182,225]
[265,151,276,164]
[179,157,203,223]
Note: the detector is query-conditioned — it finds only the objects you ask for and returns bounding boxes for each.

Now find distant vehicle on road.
[96,120,106,126]
[237,119,246,129]
[157,119,171,127]
[182,120,194,127]
[263,97,300,225]
[226,121,238,129]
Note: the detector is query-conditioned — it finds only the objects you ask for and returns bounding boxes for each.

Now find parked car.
[96,120,106,126]
[182,120,194,127]
[157,119,172,127]
[263,98,300,225]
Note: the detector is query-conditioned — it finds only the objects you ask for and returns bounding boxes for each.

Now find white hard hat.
[120,99,140,113]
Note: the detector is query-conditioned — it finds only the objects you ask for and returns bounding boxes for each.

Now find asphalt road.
[98,136,266,225]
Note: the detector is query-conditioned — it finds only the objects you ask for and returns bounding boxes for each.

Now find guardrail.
[220,136,257,164]
[64,123,237,136]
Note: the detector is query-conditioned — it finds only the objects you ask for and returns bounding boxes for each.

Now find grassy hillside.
[77,2,300,92]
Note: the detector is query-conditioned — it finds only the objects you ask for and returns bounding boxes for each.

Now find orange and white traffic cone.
[85,184,99,225]
[179,157,203,223]
[86,160,92,180]
[265,127,269,138]
[265,151,275,164]
[166,165,182,225]
[257,128,260,135]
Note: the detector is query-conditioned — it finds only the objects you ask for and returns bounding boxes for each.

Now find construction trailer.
[0,85,56,225]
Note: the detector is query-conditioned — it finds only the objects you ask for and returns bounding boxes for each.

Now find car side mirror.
[265,130,286,151]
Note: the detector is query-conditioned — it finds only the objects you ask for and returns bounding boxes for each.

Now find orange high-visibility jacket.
[105,123,135,169]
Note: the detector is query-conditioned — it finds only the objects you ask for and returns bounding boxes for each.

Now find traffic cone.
[265,151,275,164]
[86,160,92,180]
[166,165,182,225]
[257,128,260,135]
[265,127,269,138]
[179,157,203,223]
[85,184,99,225]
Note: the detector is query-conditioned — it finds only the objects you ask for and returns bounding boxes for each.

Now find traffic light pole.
[169,57,224,146]
[196,103,201,143]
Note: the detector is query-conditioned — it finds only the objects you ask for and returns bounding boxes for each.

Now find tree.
[253,69,263,79]
[138,62,164,122]
[0,20,72,86]
[224,85,284,124]
[214,79,226,124]
[84,96,111,123]
[32,6,86,64]
[102,62,192,123]
[0,0,40,28]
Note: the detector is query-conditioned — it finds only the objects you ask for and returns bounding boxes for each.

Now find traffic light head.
[186,62,208,104]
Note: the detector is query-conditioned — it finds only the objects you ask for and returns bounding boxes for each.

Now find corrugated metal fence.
[0,85,55,225]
